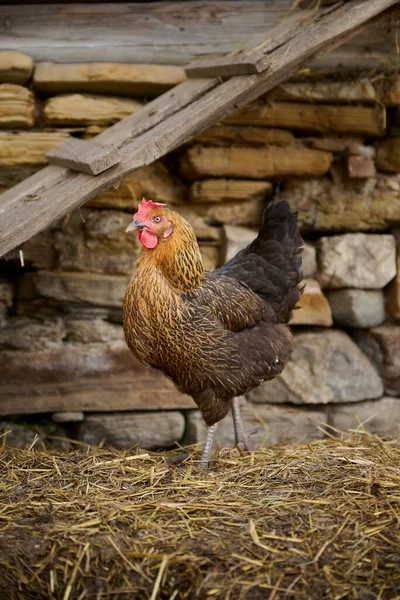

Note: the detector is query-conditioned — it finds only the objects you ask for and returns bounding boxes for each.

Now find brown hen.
[123,198,303,467]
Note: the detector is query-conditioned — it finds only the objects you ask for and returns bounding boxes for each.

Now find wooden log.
[0,0,396,258]
[225,101,386,136]
[0,52,33,85]
[0,131,71,167]
[180,145,333,180]
[34,62,187,98]
[376,137,400,172]
[43,93,143,127]
[194,124,294,146]
[269,79,378,104]
[0,83,35,129]
[190,179,272,203]
[46,138,121,175]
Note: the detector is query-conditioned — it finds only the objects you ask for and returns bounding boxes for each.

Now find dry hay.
[0,434,399,600]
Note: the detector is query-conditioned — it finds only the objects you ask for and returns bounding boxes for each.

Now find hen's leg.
[199,423,218,468]
[231,397,251,452]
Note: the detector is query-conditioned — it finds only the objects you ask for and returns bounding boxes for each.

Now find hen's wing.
[185,272,276,332]
[213,201,303,323]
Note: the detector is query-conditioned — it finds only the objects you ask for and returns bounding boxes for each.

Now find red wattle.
[138,229,158,249]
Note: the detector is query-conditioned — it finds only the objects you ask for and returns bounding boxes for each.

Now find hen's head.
[126,198,173,249]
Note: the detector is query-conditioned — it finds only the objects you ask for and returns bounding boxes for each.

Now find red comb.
[134,197,166,220]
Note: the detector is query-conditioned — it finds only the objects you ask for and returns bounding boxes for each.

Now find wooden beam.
[1,2,399,71]
[0,0,397,258]
[46,138,121,175]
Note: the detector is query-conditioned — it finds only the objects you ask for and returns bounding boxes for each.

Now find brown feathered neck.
[135,209,205,294]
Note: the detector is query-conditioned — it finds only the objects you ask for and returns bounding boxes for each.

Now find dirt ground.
[0,435,399,600]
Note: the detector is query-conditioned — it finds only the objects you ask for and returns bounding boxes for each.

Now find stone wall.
[0,52,399,450]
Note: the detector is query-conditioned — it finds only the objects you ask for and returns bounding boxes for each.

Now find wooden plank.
[1,2,399,71]
[185,56,268,78]
[46,138,121,175]
[0,0,397,258]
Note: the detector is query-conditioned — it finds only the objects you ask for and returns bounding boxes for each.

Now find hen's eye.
[153,216,161,223]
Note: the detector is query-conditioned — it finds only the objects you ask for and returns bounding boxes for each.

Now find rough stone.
[0,317,65,350]
[278,174,400,232]
[77,412,185,449]
[328,397,400,438]
[55,209,140,276]
[180,145,333,181]
[355,326,400,397]
[247,330,383,405]
[302,244,317,279]
[43,93,143,127]
[199,245,220,271]
[387,234,400,320]
[88,163,186,210]
[0,421,69,450]
[21,226,59,270]
[383,76,400,106]
[303,136,367,155]
[190,179,272,204]
[225,101,386,136]
[0,52,33,85]
[327,289,386,328]
[269,80,377,104]
[0,340,195,416]
[204,198,266,227]
[19,270,130,310]
[0,83,35,129]
[194,124,294,146]
[318,233,396,289]
[0,131,71,167]
[174,206,221,242]
[52,412,84,423]
[34,62,186,97]
[0,279,13,322]
[64,318,125,344]
[223,225,258,263]
[186,404,327,448]
[376,137,400,173]
[348,156,376,178]
[291,279,332,327]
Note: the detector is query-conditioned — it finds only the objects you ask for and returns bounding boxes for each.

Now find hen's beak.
[126,220,147,233]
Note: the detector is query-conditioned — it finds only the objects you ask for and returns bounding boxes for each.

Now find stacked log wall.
[0,52,399,449]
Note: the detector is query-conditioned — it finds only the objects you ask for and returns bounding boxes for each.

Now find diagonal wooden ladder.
[0,0,397,258]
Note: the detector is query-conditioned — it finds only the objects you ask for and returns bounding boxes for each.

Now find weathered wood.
[43,93,143,127]
[181,146,333,180]
[194,124,294,146]
[0,131,71,167]
[46,138,121,175]
[0,52,33,85]
[1,2,399,71]
[0,84,35,129]
[34,62,186,97]
[185,56,269,78]
[190,179,273,203]
[225,101,386,136]
[0,0,397,258]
